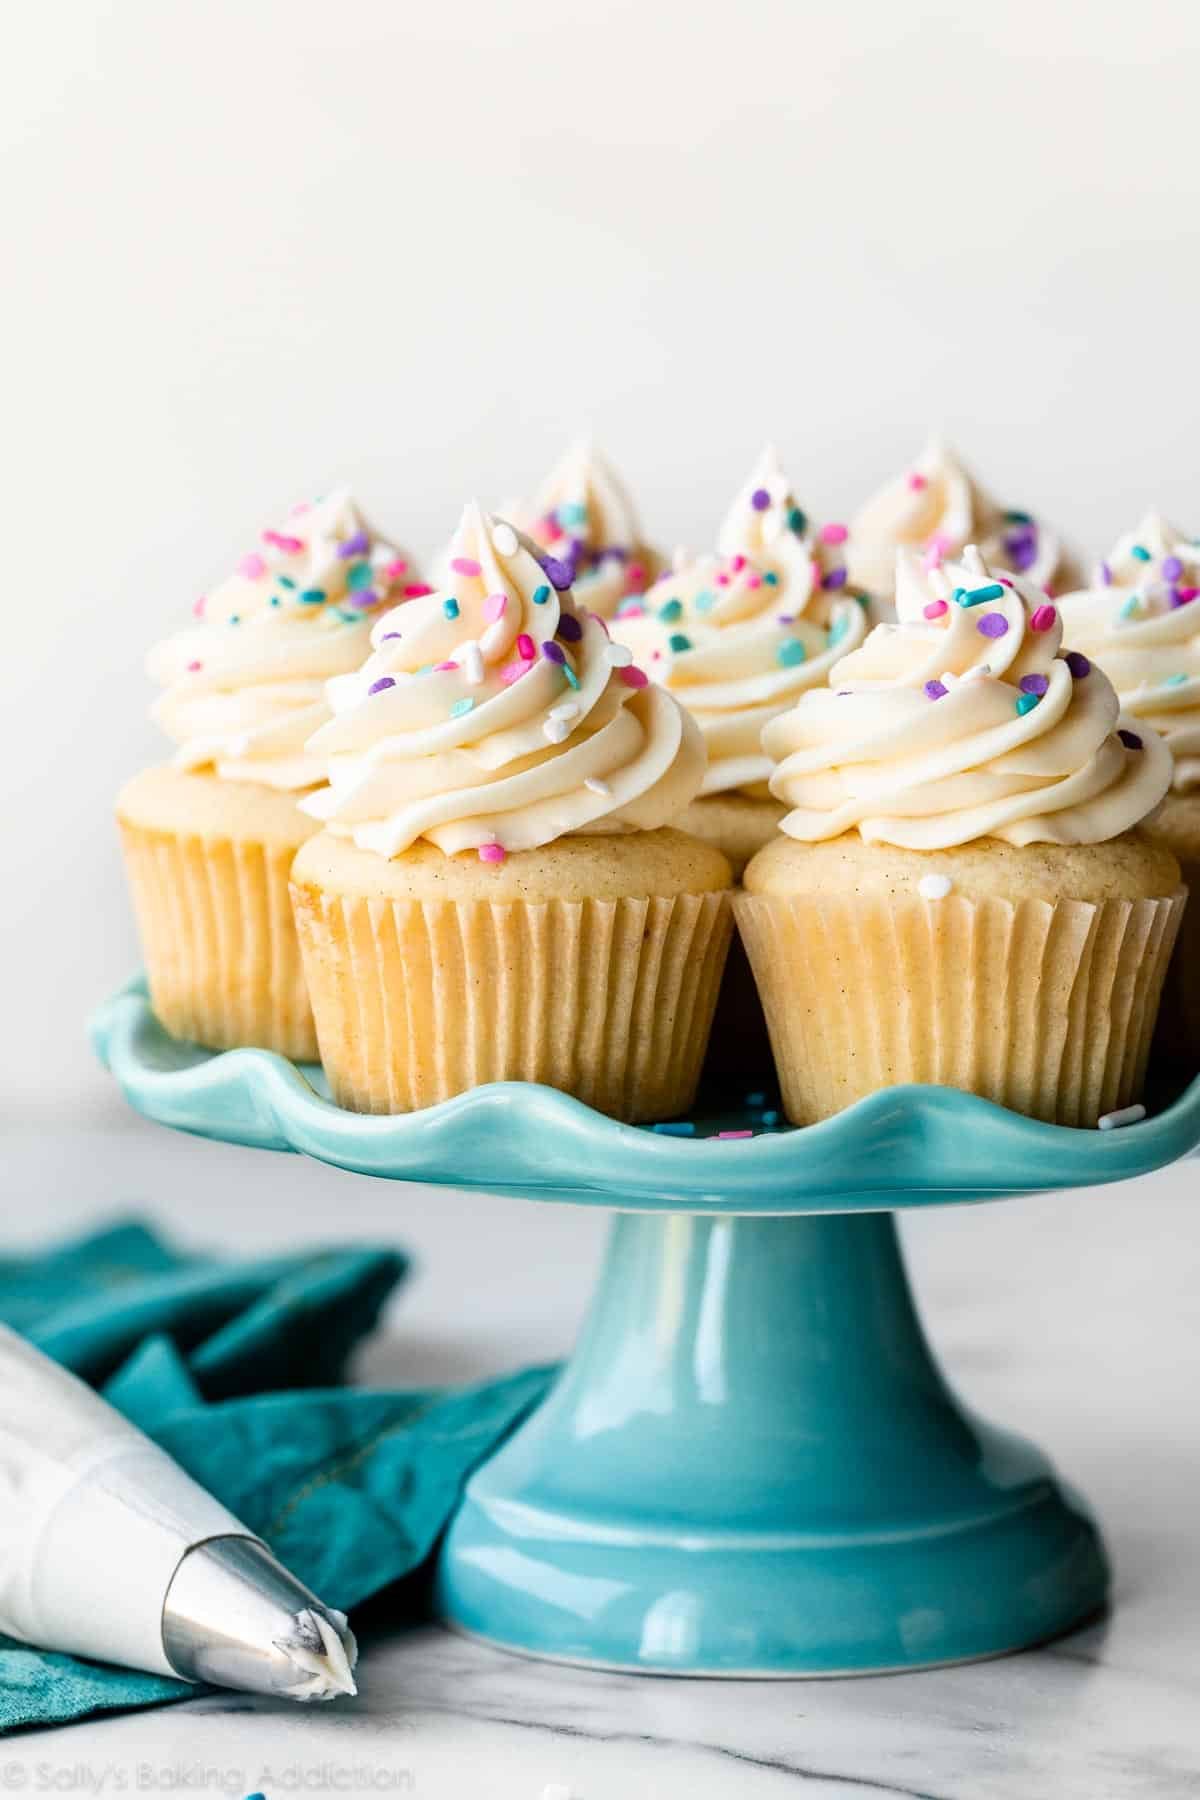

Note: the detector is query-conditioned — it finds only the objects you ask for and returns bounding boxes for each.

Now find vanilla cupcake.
[848,438,1079,611]
[290,503,732,1120]
[1058,511,1200,1054]
[117,489,418,1058]
[616,446,869,875]
[736,549,1184,1126]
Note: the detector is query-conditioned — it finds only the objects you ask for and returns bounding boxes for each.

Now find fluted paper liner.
[120,820,318,1060]
[1156,857,1200,1060]
[291,886,733,1120]
[734,888,1186,1127]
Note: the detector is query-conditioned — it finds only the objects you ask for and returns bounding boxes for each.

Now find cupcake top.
[514,440,661,618]
[301,502,705,860]
[614,446,869,798]
[763,547,1172,849]
[148,489,421,791]
[1057,511,1200,792]
[847,439,1071,606]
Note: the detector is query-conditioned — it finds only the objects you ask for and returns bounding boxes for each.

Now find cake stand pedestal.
[92,978,1200,1676]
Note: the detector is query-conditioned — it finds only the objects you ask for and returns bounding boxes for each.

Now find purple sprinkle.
[924,679,948,701]
[1098,561,1112,587]
[540,554,574,591]
[368,676,396,695]
[338,530,370,559]
[977,613,1010,639]
[1065,651,1091,679]
[776,613,795,625]
[822,567,848,590]
[1005,536,1038,574]
[347,589,378,609]
[1163,556,1184,582]
[1118,728,1143,750]
[381,631,402,641]
[751,487,771,511]
[557,613,583,642]
[1019,673,1050,696]
[542,640,566,665]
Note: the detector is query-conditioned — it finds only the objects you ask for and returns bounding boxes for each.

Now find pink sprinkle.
[732,554,747,573]
[626,562,647,591]
[1030,604,1057,632]
[499,660,528,685]
[927,531,954,556]
[192,595,207,618]
[382,558,408,580]
[717,573,731,587]
[921,547,944,573]
[619,665,649,688]
[262,531,304,554]
[289,500,311,515]
[187,659,202,672]
[997,577,1014,588]
[403,583,434,598]
[1178,586,1200,603]
[717,1129,754,1140]
[908,473,928,491]
[238,553,267,580]
[619,603,646,620]
[433,660,459,671]
[478,843,506,864]
[820,522,848,545]
[483,592,508,622]
[450,557,482,578]
[923,599,949,619]
[517,633,535,660]
[747,572,762,589]
[542,514,564,542]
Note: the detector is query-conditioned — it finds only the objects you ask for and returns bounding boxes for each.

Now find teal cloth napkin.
[0,1220,553,1734]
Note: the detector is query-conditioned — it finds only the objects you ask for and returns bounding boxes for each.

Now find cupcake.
[290,502,732,1120]
[616,446,869,876]
[117,489,418,1059]
[847,438,1079,611]
[514,439,663,619]
[1058,512,1200,1054]
[736,548,1184,1126]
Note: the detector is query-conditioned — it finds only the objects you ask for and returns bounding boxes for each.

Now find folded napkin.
[0,1220,552,1733]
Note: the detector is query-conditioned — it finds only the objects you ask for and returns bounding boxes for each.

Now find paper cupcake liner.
[1155,857,1200,1061]
[733,888,1186,1127]
[291,886,733,1120]
[120,820,318,1060]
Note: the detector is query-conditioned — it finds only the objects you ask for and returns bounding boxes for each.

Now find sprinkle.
[1098,561,1112,586]
[977,613,1009,639]
[478,842,506,864]
[338,530,370,559]
[695,590,716,613]
[829,614,851,647]
[550,700,580,721]
[746,1091,766,1106]
[381,631,402,641]
[193,595,207,617]
[653,1121,696,1135]
[924,679,948,701]
[557,501,587,528]
[763,571,779,586]
[1163,673,1190,687]
[776,613,795,625]
[960,582,1006,606]
[657,598,684,623]
[618,665,649,688]
[1118,728,1143,749]
[927,531,955,557]
[263,530,304,554]
[822,567,848,590]
[923,599,949,620]
[1098,1103,1147,1130]
[238,553,267,580]
[368,676,396,695]
[401,583,432,599]
[382,557,409,581]
[585,777,611,796]
[540,554,574,590]
[717,1129,754,1140]
[433,660,459,672]
[1162,555,1184,582]
[499,660,528,685]
[562,664,580,689]
[1019,673,1049,695]
[443,597,460,620]
[557,613,584,642]
[483,592,508,622]
[186,659,202,672]
[1029,604,1057,632]
[606,642,633,667]
[451,697,476,718]
[543,715,573,743]
[751,487,771,511]
[761,1109,780,1126]
[227,614,241,625]
[820,522,848,546]
[462,643,485,685]
[1015,692,1041,716]
[1129,544,1151,563]
[1173,587,1200,606]
[731,554,747,573]
[626,562,647,591]
[532,584,551,605]
[450,556,482,577]
[908,472,928,491]
[517,633,535,660]
[277,576,297,591]
[919,873,953,899]
[491,522,519,556]
[1065,651,1091,678]
[787,506,807,535]
[668,632,693,653]
[777,639,807,668]
[542,640,566,665]
[299,588,326,604]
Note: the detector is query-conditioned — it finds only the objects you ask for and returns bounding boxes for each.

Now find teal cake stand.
[92,978,1200,1677]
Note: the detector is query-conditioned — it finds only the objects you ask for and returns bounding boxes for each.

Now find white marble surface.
[3,1118,1199,1798]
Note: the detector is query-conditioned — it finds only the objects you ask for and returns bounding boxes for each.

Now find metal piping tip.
[162,1536,358,1704]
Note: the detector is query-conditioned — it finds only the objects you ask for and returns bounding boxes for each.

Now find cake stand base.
[436,1210,1107,1675]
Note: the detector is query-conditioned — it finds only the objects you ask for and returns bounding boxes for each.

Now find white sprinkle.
[543,716,572,744]
[939,670,959,688]
[919,874,953,900]
[458,642,485,685]
[1098,1103,1147,1131]
[491,521,519,556]
[585,776,611,795]
[550,700,580,722]
[963,543,987,575]
[606,642,633,668]
[963,663,992,682]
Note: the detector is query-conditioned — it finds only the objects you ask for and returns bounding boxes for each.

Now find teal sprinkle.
[761,1109,780,1126]
[746,1091,766,1105]
[829,614,850,647]
[763,571,779,586]
[451,697,475,717]
[787,506,807,535]
[416,662,434,674]
[347,560,374,590]
[228,614,240,625]
[1119,594,1141,619]
[694,590,716,613]
[659,598,684,622]
[777,639,807,667]
[533,584,552,605]
[1164,673,1189,686]
[443,597,460,620]
[668,632,693,653]
[562,663,580,689]
[653,1121,696,1136]
[269,595,281,607]
[962,582,1005,605]
[1003,509,1033,525]
[337,608,359,622]
[299,587,325,604]
[855,591,871,607]
[277,575,297,589]
[557,501,587,528]
[1130,544,1152,562]
[1015,692,1040,716]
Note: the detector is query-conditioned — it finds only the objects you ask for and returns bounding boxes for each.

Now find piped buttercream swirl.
[764,548,1172,848]
[514,440,661,618]
[148,489,418,791]
[301,502,705,858]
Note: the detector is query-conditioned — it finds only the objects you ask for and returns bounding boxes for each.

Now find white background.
[4,0,1200,1119]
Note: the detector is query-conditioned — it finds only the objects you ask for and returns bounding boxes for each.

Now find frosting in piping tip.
[1057,510,1200,792]
[301,502,705,859]
[615,445,869,798]
[764,546,1172,848]
[148,489,418,791]
[847,438,1070,605]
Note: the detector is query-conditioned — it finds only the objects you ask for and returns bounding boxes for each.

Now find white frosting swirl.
[301,503,705,859]
[614,447,869,797]
[764,548,1172,848]
[1058,511,1200,792]
[148,489,419,791]
[848,439,1068,604]
[516,440,661,618]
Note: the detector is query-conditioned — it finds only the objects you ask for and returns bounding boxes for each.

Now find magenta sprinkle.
[517,633,535,660]
[751,487,771,511]
[338,530,370,559]
[403,583,434,598]
[187,659,202,672]
[820,522,849,546]
[619,665,649,689]
[263,530,304,554]
[478,842,506,863]
[924,679,948,700]
[717,1129,754,1140]
[1173,586,1200,606]
[368,676,396,695]
[977,613,1009,639]
[1019,673,1049,696]
[1065,651,1091,678]
[557,613,583,642]
[923,599,948,620]
[382,557,408,580]
[908,472,928,491]
[1030,604,1057,632]
[542,641,566,665]
[433,660,459,671]
[450,557,482,578]
[1118,728,1144,750]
